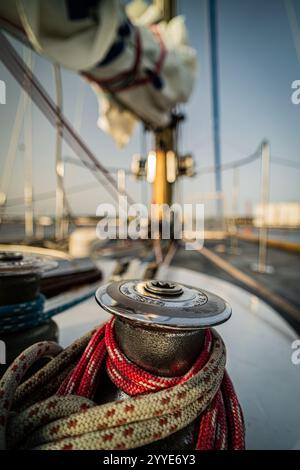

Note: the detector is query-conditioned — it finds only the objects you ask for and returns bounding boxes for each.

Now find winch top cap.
[0,251,58,276]
[95,279,232,330]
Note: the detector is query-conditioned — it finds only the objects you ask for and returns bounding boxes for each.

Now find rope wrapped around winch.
[0,318,245,450]
[0,291,96,334]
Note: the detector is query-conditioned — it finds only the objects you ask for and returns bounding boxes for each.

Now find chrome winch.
[95,278,231,449]
[96,278,231,331]
[96,278,231,377]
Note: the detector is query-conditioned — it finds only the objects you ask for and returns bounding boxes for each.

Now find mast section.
[152,0,177,218]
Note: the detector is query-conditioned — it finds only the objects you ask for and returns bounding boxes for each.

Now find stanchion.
[252,141,274,274]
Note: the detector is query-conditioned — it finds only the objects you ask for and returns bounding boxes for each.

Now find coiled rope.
[0,290,96,334]
[0,318,245,450]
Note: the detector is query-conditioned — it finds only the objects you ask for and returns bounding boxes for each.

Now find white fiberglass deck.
[54,262,300,450]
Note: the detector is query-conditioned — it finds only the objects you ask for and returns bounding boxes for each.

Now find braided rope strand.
[0,319,245,450]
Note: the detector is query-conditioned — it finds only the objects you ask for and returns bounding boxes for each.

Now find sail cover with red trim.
[0,0,197,146]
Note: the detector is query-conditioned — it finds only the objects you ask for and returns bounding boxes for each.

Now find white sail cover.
[1,0,197,146]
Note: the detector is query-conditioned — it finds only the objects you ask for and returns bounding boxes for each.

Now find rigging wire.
[194,150,260,175]
[194,150,300,176]
[53,63,70,238]
[5,151,299,210]
[52,64,79,233]
[23,48,34,238]
[271,156,300,169]
[0,32,136,207]
[73,79,86,134]
[63,156,132,175]
[0,53,33,202]
[0,48,35,228]
[5,182,102,208]
[284,0,300,67]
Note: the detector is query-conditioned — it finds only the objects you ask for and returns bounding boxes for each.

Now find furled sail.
[0,0,197,146]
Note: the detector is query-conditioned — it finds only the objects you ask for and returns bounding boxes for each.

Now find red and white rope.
[0,319,245,450]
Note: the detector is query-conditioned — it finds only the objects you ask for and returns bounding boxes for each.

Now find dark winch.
[0,252,58,373]
[0,251,57,306]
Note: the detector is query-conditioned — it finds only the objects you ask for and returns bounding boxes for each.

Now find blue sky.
[0,0,299,217]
